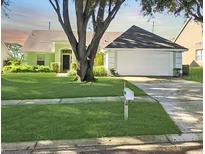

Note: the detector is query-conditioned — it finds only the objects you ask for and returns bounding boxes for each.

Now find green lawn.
[2,73,146,100]
[2,101,180,142]
[183,67,203,83]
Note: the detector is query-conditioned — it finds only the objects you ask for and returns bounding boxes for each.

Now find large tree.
[1,0,4,5]
[1,0,10,17]
[5,43,23,61]
[49,0,125,81]
[141,0,203,23]
[1,0,9,6]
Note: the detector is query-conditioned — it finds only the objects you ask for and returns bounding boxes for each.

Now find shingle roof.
[22,30,121,52]
[106,25,187,50]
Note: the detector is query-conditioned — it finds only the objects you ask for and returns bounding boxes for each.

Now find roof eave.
[104,47,187,52]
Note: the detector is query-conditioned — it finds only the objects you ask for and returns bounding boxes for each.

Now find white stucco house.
[104,25,187,76]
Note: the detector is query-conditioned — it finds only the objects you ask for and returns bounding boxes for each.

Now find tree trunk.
[84,59,95,82]
[76,58,95,82]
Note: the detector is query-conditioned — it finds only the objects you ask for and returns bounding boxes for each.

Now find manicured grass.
[2,101,180,142]
[183,67,203,83]
[2,73,146,100]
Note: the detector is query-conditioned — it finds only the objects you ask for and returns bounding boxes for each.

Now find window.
[62,49,72,54]
[196,49,203,61]
[37,54,45,65]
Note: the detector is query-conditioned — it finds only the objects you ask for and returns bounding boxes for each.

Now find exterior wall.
[173,52,183,74]
[54,42,76,71]
[1,41,10,68]
[23,42,76,71]
[104,51,116,70]
[23,52,55,66]
[175,20,203,66]
[173,52,182,68]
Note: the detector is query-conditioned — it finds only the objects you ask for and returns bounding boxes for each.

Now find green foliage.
[5,43,23,61]
[141,0,203,23]
[94,52,104,66]
[2,65,13,73]
[4,59,21,66]
[3,65,53,73]
[33,65,53,72]
[51,62,60,73]
[71,62,77,70]
[3,65,32,73]
[183,67,203,83]
[68,69,77,77]
[93,66,107,76]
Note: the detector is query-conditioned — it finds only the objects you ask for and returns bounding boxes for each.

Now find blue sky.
[1,0,187,44]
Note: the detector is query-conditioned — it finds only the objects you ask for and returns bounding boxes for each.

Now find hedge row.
[3,65,54,73]
[3,64,114,77]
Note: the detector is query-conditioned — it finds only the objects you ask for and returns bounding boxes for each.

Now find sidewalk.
[1,96,157,105]
[2,132,203,154]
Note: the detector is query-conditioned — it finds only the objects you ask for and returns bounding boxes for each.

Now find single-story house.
[174,18,203,66]
[22,30,121,72]
[104,25,187,76]
[1,41,10,68]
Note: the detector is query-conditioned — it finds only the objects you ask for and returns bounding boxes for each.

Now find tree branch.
[92,11,97,32]
[84,0,99,26]
[49,0,64,25]
[108,0,112,13]
[1,0,4,6]
[49,0,78,58]
[86,0,125,58]
[96,0,106,24]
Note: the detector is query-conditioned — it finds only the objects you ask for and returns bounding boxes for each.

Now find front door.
[63,55,70,71]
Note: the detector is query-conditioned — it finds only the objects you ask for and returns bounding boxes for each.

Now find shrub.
[2,65,13,73]
[93,66,107,76]
[109,68,119,76]
[3,64,53,73]
[16,65,33,72]
[71,62,77,70]
[68,69,77,77]
[5,65,33,73]
[4,59,21,66]
[51,62,59,73]
[94,52,104,66]
[33,65,53,72]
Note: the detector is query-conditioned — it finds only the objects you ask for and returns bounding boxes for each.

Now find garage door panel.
[117,51,171,76]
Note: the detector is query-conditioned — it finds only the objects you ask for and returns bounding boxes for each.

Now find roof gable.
[106,25,187,50]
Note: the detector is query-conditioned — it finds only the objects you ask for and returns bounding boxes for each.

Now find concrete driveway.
[124,77,203,133]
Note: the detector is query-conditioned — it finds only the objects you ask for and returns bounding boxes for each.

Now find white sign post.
[123,87,134,120]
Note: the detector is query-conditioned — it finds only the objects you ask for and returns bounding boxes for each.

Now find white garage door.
[117,50,172,76]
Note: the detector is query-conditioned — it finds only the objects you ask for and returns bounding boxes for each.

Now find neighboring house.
[104,25,187,76]
[175,18,203,66]
[22,30,121,72]
[1,41,10,68]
